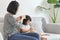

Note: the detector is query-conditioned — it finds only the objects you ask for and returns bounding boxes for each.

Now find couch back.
[0,17,43,34]
[31,17,44,33]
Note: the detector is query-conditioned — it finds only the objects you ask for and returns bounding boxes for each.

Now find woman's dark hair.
[7,1,19,15]
[26,15,31,21]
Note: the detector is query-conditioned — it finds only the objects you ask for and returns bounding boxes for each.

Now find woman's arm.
[7,15,22,32]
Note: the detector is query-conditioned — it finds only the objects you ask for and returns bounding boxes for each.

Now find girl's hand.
[18,29,21,32]
[30,27,35,32]
[22,29,29,32]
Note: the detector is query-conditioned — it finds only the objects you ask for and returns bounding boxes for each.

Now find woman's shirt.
[3,13,21,37]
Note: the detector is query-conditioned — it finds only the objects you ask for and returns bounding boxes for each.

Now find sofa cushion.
[0,17,4,23]
[0,23,4,36]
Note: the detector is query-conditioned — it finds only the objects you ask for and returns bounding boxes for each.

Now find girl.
[21,15,35,33]
[20,15,40,40]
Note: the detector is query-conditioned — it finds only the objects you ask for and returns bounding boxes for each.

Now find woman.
[3,1,20,40]
[3,1,40,40]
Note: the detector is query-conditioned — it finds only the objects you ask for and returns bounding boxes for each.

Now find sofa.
[0,32,3,40]
[0,18,4,40]
[41,17,60,34]
[0,17,60,40]
[32,17,60,40]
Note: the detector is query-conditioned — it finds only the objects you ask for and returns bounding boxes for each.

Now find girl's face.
[26,20,30,25]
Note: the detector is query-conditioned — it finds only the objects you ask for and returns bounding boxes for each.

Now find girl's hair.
[7,1,19,15]
[22,19,28,25]
[22,15,31,25]
[26,15,31,21]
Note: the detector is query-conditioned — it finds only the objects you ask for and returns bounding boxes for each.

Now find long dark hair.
[7,1,19,15]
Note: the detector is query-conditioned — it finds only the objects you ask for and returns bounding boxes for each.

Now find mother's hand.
[16,15,26,21]
[16,16,22,21]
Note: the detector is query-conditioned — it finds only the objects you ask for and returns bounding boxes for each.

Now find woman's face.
[26,20,30,25]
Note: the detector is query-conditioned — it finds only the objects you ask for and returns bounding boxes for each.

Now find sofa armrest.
[45,23,60,34]
[0,32,3,40]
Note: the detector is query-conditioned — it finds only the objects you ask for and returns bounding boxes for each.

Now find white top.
[21,25,30,33]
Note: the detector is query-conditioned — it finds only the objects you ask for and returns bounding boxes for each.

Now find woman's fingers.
[16,15,26,21]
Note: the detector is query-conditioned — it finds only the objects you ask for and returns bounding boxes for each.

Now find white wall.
[14,0,44,17]
[0,0,12,18]
[0,0,44,18]
[1,0,58,23]
[41,0,60,23]
[0,0,49,33]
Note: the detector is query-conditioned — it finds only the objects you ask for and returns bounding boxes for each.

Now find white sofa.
[41,18,60,34]
[1,17,60,40]
[1,17,60,34]
[30,17,60,40]
[0,18,4,40]
[0,32,3,40]
[0,18,4,34]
